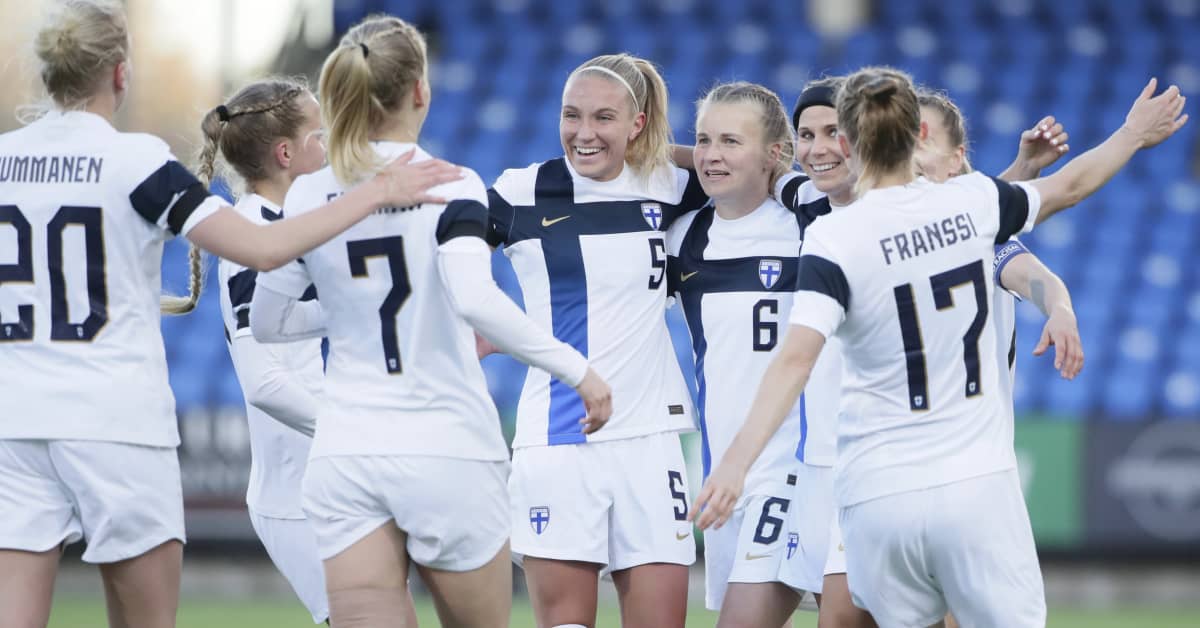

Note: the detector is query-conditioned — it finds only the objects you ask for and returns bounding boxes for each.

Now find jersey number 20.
[0,205,107,342]
[347,236,412,374]
[893,259,988,411]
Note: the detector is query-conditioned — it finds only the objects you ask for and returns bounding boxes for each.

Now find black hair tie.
[359,42,369,58]
[215,105,231,122]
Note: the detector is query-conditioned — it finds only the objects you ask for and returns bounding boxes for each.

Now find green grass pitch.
[45,596,1200,627]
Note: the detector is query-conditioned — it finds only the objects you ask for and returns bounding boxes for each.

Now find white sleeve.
[230,335,319,437]
[789,231,849,338]
[437,236,590,387]
[250,282,326,342]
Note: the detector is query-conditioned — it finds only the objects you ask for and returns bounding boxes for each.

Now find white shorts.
[509,432,696,573]
[302,455,510,571]
[0,439,185,564]
[841,470,1046,628]
[248,510,328,623]
[779,463,841,595]
[702,481,796,610]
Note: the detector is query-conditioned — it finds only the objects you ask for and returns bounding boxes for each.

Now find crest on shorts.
[787,532,799,559]
[759,259,783,289]
[641,202,664,230]
[529,506,550,535]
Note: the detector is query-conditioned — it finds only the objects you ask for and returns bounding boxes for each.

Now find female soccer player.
[0,2,459,626]
[695,67,1186,627]
[486,53,707,628]
[248,16,611,628]
[665,81,806,627]
[201,78,333,624]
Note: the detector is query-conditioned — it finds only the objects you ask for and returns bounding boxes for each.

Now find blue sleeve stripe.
[436,199,489,244]
[129,161,204,232]
[795,254,850,311]
[226,269,257,309]
[991,176,1031,244]
[993,239,1031,290]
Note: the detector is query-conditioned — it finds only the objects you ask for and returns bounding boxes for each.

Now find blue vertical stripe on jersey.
[795,392,808,463]
[672,207,802,476]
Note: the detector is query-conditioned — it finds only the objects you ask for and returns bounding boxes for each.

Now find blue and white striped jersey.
[488,158,707,448]
[790,173,1040,507]
[0,111,222,446]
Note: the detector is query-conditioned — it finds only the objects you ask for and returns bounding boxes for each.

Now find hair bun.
[864,78,899,104]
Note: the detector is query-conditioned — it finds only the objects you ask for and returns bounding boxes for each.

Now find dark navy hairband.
[792,84,836,130]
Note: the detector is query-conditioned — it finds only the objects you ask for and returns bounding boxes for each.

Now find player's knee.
[327,586,410,628]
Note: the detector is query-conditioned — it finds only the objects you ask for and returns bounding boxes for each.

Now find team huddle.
[0,2,1190,628]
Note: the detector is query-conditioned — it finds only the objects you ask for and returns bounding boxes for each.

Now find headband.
[576,66,641,111]
[792,84,837,130]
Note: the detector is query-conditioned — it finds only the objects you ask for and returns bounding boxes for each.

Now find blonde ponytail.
[34,0,128,111]
[160,245,204,315]
[320,16,428,186]
[837,67,920,195]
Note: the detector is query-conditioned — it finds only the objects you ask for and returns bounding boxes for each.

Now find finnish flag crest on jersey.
[641,202,663,230]
[787,532,799,559]
[529,506,550,535]
[759,259,783,289]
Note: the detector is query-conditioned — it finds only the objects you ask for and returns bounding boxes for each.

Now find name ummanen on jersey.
[219,194,322,518]
[257,142,508,461]
[0,111,222,446]
[488,158,707,448]
[788,173,1041,507]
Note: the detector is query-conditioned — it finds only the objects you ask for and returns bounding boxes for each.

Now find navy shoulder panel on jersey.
[778,174,809,211]
[436,198,489,244]
[129,160,207,234]
[227,269,257,330]
[486,188,516,247]
[991,176,1031,244]
[796,254,850,311]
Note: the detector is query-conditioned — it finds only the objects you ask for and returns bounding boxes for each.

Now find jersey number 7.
[893,259,988,412]
[347,236,412,374]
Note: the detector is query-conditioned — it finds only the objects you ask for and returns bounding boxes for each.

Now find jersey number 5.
[347,236,412,374]
[893,259,988,411]
[0,205,107,342]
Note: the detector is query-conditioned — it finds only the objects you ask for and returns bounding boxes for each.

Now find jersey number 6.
[0,205,107,342]
[347,236,413,374]
[893,259,988,412]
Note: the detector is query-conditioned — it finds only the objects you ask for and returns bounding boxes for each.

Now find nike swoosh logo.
[541,215,571,227]
[680,271,699,282]
[744,552,774,561]
[675,531,691,540]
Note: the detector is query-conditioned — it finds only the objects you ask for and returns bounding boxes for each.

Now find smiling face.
[560,73,646,182]
[914,105,966,183]
[795,104,855,201]
[694,100,777,209]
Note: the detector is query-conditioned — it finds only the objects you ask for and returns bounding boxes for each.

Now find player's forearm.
[997,157,1039,183]
[234,337,318,437]
[249,286,326,343]
[1000,254,1073,318]
[722,341,814,473]
[1031,127,1142,223]
[438,238,589,386]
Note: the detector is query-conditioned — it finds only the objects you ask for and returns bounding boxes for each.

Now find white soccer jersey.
[256,143,507,461]
[775,172,845,467]
[789,173,1041,507]
[219,194,322,518]
[0,111,222,446]
[488,158,707,448]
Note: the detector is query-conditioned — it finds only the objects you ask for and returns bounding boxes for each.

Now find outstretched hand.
[376,149,465,207]
[1123,78,1189,149]
[1033,306,1084,380]
[1016,115,1070,172]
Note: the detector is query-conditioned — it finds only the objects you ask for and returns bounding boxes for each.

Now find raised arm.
[998,250,1082,379]
[1031,78,1187,223]
[189,151,463,271]
[690,324,825,530]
